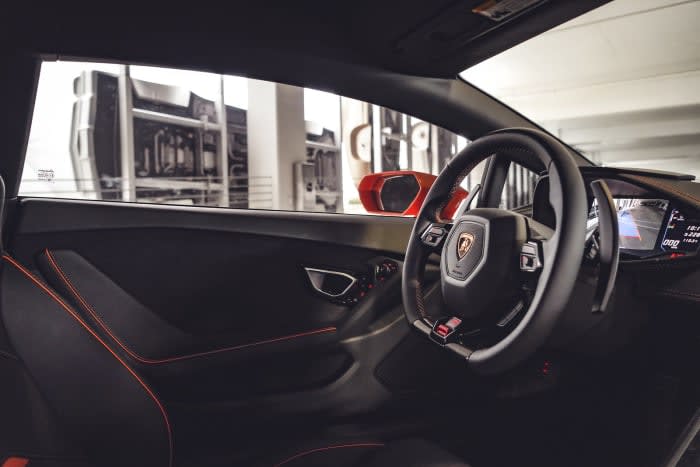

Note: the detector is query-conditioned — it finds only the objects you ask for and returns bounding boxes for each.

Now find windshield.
[461,0,700,179]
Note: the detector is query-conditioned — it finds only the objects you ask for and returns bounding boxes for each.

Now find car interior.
[1,1,699,467]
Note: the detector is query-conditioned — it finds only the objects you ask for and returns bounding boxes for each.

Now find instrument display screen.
[588,198,668,251]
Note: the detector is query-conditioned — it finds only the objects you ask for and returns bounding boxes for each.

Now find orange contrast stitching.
[2,255,173,467]
[44,249,336,365]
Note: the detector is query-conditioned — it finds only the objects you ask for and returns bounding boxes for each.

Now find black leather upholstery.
[0,256,172,467]
[38,249,196,362]
[0,343,88,465]
[0,253,473,467]
[35,249,351,406]
[36,249,338,366]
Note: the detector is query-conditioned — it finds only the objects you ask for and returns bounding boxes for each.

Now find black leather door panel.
[3,197,481,465]
[38,249,340,362]
[23,229,373,338]
[9,198,414,414]
[34,248,351,403]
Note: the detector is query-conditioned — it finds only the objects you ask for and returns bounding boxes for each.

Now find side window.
[501,162,539,209]
[21,60,476,215]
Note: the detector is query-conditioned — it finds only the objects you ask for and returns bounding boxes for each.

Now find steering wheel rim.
[402,128,588,374]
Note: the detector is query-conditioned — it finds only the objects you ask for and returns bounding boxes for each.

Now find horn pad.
[441,208,527,318]
[445,222,485,281]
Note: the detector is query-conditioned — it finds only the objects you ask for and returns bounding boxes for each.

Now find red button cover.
[436,324,451,337]
[446,317,462,329]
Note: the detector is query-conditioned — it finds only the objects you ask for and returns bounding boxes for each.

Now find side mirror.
[358,170,467,219]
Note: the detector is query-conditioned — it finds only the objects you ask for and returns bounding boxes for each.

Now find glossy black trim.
[13,198,415,255]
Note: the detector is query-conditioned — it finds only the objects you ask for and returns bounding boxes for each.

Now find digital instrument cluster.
[588,197,700,258]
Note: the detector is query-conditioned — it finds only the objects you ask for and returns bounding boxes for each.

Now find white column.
[247,80,306,210]
[117,65,136,201]
[216,74,230,207]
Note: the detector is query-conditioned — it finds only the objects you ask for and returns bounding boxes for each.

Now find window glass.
[502,163,538,210]
[22,60,483,214]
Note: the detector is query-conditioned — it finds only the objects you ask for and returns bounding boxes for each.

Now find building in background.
[23,62,470,214]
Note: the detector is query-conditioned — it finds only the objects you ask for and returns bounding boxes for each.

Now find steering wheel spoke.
[520,217,555,272]
[419,222,452,254]
[427,316,476,358]
[519,240,543,273]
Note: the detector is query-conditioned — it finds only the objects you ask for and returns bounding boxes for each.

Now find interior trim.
[45,248,337,365]
[304,267,357,298]
[15,198,414,254]
[1,254,173,467]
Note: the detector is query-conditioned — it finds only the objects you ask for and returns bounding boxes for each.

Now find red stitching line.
[44,249,337,365]
[2,255,173,467]
[273,443,385,467]
[45,249,144,361]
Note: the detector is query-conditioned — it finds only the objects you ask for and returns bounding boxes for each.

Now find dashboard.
[529,166,699,310]
[533,169,700,262]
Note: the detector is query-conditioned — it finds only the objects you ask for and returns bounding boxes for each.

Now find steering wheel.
[402,128,588,374]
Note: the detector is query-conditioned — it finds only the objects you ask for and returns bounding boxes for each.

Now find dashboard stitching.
[624,175,700,207]
[656,289,700,301]
[660,289,700,299]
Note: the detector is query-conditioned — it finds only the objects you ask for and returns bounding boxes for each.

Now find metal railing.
[20,176,273,209]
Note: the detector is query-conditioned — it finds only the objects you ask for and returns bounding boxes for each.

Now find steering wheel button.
[522,243,537,255]
[421,224,447,247]
[520,241,542,272]
[436,324,451,337]
[446,317,462,329]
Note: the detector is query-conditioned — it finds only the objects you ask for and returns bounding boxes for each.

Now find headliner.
[9,0,609,79]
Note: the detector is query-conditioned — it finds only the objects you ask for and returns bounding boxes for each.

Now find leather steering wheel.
[402,128,588,374]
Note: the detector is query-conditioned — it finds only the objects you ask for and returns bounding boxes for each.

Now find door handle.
[304,268,357,298]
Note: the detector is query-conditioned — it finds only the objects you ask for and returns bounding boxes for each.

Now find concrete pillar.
[247,80,306,210]
[340,97,370,189]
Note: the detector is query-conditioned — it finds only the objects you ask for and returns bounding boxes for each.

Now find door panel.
[4,197,479,463]
[9,198,417,413]
[37,248,343,358]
